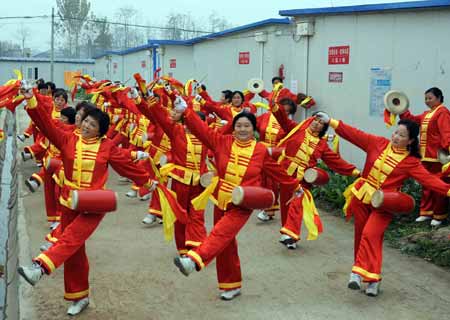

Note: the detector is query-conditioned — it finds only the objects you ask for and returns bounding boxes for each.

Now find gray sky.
[0,0,417,54]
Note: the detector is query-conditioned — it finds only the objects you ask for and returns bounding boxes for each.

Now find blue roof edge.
[279,0,450,16]
[93,17,291,59]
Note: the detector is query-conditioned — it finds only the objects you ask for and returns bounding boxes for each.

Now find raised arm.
[271,102,298,133]
[144,98,177,139]
[184,107,224,152]
[329,118,381,153]
[399,110,423,124]
[25,93,70,151]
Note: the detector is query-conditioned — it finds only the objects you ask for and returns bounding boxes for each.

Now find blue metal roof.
[0,57,95,64]
[279,0,450,16]
[94,18,291,59]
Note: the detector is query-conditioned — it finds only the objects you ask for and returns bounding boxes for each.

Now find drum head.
[438,149,450,164]
[304,168,318,184]
[71,190,79,210]
[200,172,214,188]
[371,190,384,209]
[231,186,244,206]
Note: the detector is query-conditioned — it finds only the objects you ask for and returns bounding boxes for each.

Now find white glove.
[20,80,34,98]
[136,151,149,160]
[194,94,203,102]
[129,123,136,132]
[295,187,304,198]
[141,133,148,143]
[112,115,119,123]
[174,96,187,112]
[157,79,164,85]
[148,180,158,192]
[220,120,228,125]
[128,87,139,99]
[314,111,330,124]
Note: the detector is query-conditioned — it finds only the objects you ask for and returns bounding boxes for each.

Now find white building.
[94,0,450,167]
[0,57,95,89]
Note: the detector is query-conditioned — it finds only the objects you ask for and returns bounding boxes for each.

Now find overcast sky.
[0,0,417,54]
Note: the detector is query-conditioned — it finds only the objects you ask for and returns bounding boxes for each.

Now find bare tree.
[56,0,91,58]
[112,6,147,50]
[16,23,31,57]
[208,12,232,33]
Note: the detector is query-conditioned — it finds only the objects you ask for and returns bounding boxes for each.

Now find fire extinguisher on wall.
[278,64,285,80]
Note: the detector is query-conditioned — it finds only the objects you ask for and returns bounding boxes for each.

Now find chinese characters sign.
[328,46,350,65]
[329,72,343,83]
[239,52,250,64]
[170,59,176,68]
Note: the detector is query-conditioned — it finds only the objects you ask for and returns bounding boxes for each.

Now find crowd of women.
[1,72,448,316]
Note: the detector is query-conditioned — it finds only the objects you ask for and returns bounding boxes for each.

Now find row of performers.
[1,74,449,316]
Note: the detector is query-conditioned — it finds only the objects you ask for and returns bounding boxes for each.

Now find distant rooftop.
[0,57,95,64]
[279,0,450,16]
[93,18,291,59]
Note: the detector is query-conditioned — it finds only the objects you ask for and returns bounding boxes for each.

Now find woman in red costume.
[399,87,450,226]
[17,88,154,316]
[316,112,450,297]
[173,104,299,301]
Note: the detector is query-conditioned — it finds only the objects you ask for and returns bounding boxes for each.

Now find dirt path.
[16,110,450,320]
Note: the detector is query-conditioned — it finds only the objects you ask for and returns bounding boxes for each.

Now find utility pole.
[50,7,55,82]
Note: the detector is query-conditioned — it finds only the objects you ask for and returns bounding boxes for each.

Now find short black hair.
[82,108,110,137]
[221,90,233,102]
[75,101,96,113]
[37,82,48,90]
[279,98,297,115]
[398,119,421,158]
[46,81,56,92]
[53,88,68,102]
[425,87,444,103]
[271,76,283,84]
[61,107,76,124]
[232,111,257,131]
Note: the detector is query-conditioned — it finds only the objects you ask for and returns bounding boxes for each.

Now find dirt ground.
[15,109,450,320]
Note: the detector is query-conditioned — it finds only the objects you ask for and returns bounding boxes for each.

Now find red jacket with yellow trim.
[272,104,358,180]
[143,99,208,185]
[184,107,299,207]
[400,105,450,161]
[26,93,151,209]
[334,120,450,196]
[256,112,286,147]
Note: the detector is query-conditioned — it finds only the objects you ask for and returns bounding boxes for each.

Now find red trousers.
[419,162,448,221]
[43,168,61,222]
[187,206,252,291]
[171,180,206,254]
[262,173,279,217]
[35,206,106,300]
[280,192,305,241]
[348,198,393,283]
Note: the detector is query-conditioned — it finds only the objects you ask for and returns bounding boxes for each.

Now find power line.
[0,14,210,34]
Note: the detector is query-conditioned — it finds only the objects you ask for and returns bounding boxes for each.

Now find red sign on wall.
[170,59,176,68]
[239,52,250,65]
[113,62,118,69]
[141,60,146,68]
[328,46,350,64]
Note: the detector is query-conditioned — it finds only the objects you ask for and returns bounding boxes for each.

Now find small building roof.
[0,57,95,64]
[279,0,450,16]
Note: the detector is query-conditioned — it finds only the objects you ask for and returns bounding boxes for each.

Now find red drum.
[303,167,330,186]
[231,186,275,210]
[71,190,118,213]
[371,190,415,214]
[200,171,215,188]
[267,147,284,160]
[45,158,62,175]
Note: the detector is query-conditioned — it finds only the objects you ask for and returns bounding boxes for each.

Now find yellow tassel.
[191,176,219,210]
[301,189,320,240]
[253,102,269,110]
[332,134,340,154]
[342,178,360,217]
[156,187,177,242]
